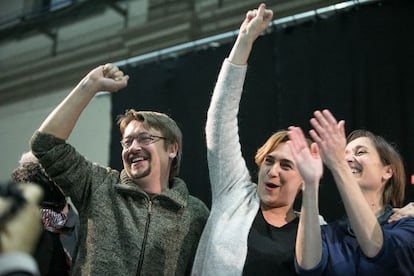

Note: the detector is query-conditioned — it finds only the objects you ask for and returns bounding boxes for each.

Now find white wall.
[0,0,150,182]
[0,88,112,182]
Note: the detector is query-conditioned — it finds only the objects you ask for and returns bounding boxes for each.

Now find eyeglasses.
[120,133,166,149]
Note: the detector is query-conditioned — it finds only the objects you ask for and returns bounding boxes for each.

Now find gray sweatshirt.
[192,60,260,276]
[31,131,209,276]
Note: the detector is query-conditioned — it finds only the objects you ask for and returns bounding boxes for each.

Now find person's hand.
[228,3,273,65]
[0,183,43,254]
[81,63,129,94]
[239,3,273,43]
[287,126,323,188]
[309,109,347,170]
[388,202,414,223]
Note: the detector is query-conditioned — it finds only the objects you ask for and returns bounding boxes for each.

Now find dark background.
[110,0,414,222]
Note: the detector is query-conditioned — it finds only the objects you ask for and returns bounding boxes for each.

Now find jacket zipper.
[136,199,152,276]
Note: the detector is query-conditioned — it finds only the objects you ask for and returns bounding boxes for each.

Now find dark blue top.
[295,205,414,275]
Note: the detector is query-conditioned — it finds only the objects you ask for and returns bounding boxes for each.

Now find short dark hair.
[117,109,183,178]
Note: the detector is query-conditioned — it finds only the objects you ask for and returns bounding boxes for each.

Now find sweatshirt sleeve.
[30,130,107,212]
[205,59,252,203]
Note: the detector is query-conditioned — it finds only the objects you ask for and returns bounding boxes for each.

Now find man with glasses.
[30,63,209,275]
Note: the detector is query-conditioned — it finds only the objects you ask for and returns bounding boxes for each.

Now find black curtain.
[110,0,414,222]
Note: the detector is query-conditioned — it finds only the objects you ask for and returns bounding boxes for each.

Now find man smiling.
[118,111,179,193]
[30,63,209,275]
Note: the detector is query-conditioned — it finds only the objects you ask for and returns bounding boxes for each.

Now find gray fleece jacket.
[31,131,209,276]
[191,60,261,276]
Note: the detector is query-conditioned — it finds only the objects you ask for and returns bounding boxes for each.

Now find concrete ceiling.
[0,0,368,105]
